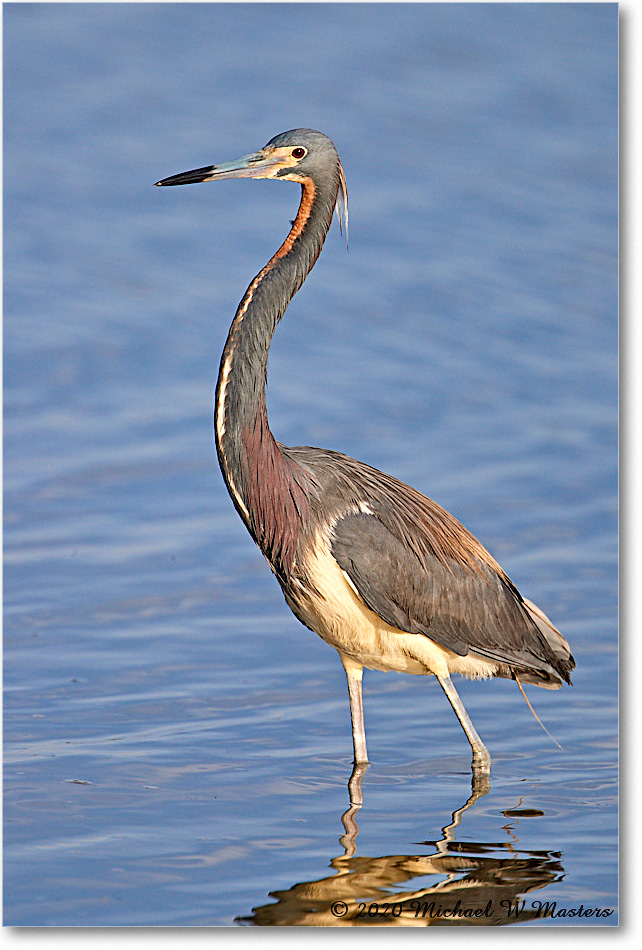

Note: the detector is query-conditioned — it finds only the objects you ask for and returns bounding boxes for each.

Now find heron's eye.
[291,147,306,159]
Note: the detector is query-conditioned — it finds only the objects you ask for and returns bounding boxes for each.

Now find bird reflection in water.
[237,770,564,927]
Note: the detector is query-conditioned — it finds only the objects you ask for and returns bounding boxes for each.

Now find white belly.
[289,530,500,681]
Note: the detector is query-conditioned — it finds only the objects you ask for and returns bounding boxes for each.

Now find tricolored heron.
[156,128,574,775]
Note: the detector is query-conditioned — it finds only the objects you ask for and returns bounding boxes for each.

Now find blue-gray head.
[155,128,348,239]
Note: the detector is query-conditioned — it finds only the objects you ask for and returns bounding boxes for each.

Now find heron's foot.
[348,762,369,806]
[471,762,491,794]
[472,746,491,776]
[471,748,491,794]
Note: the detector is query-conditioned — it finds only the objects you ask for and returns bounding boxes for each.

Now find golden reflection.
[238,767,565,926]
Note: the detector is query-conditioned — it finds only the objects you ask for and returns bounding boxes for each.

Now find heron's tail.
[519,597,575,689]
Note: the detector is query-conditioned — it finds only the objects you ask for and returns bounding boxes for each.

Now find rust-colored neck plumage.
[214,170,340,576]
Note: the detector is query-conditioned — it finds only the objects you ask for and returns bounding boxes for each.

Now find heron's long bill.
[154,151,282,187]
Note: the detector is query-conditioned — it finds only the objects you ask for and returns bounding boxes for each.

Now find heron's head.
[155,129,338,186]
[155,129,348,238]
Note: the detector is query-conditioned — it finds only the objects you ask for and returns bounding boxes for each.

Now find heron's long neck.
[214,175,337,571]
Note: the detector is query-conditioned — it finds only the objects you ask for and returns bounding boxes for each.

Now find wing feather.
[283,445,574,686]
[330,506,570,685]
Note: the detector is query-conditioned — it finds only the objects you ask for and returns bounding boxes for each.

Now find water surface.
[4,2,617,926]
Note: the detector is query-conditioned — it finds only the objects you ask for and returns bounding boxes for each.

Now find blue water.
[3,2,617,927]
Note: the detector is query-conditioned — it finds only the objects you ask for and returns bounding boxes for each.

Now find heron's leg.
[437,673,491,774]
[342,662,369,765]
[347,762,368,807]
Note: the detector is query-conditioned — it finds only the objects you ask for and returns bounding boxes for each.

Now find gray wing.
[330,504,571,685]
